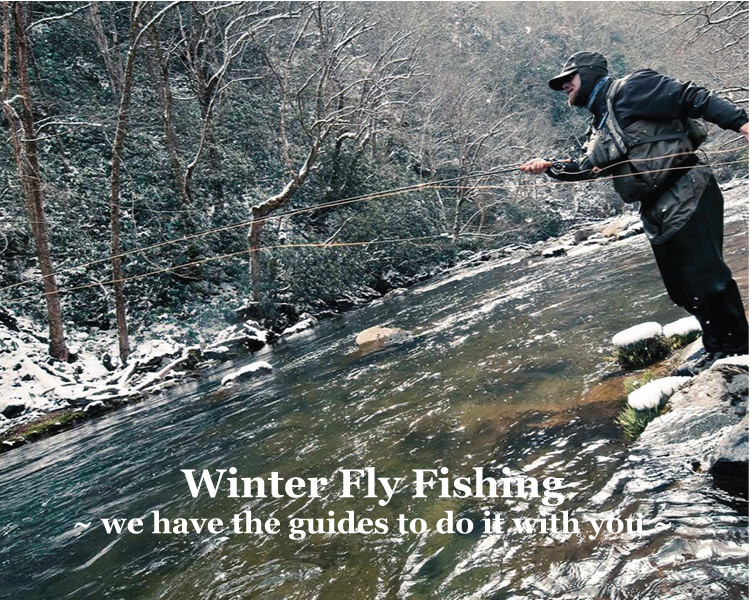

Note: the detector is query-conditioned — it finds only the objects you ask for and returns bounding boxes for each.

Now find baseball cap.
[548,51,608,90]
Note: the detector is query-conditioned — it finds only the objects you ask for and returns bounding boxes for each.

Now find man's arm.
[520,156,599,181]
[616,69,749,133]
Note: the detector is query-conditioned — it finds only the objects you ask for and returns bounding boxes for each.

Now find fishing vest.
[583,75,712,244]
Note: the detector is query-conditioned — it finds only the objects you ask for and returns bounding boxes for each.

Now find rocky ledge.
[636,361,748,481]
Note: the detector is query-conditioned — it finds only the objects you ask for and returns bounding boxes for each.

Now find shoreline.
[2,178,747,454]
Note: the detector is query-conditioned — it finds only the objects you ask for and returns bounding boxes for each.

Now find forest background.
[0,1,747,365]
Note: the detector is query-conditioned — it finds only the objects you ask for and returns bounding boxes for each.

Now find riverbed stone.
[355,326,412,349]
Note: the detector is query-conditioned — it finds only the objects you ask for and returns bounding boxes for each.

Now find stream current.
[1,187,747,599]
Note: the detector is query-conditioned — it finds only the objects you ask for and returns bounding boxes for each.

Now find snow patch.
[663,316,701,338]
[712,354,749,369]
[627,376,691,410]
[612,322,663,347]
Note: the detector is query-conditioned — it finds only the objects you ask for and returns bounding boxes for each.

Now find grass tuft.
[614,336,670,370]
[666,330,701,351]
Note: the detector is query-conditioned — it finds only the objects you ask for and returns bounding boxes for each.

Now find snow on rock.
[663,316,701,338]
[204,345,232,361]
[612,322,663,347]
[220,361,273,387]
[281,314,318,338]
[628,376,691,410]
[0,314,205,438]
[129,339,182,368]
[712,354,750,369]
[0,318,116,435]
[208,320,268,353]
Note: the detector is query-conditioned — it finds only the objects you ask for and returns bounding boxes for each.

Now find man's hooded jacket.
[547,68,748,244]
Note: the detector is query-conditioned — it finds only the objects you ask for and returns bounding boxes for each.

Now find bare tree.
[2,2,69,360]
[169,1,294,201]
[144,20,190,205]
[87,3,125,97]
[248,3,417,299]
[109,1,147,365]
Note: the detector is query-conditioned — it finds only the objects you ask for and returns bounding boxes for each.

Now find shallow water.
[1,190,747,599]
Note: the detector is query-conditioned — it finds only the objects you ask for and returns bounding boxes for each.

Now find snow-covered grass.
[612,322,663,347]
[663,316,701,339]
[617,376,691,439]
[627,376,691,410]
[663,316,702,348]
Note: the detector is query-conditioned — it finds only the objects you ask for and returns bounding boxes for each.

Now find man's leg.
[651,176,748,355]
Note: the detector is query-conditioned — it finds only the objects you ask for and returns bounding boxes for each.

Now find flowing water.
[1,190,748,600]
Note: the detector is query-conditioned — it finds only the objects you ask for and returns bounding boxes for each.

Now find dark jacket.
[547,69,748,243]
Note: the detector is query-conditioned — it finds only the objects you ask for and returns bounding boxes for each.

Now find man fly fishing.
[521,51,749,374]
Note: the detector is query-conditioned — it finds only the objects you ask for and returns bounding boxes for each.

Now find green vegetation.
[617,404,665,440]
[614,337,671,370]
[623,371,657,395]
[666,330,702,351]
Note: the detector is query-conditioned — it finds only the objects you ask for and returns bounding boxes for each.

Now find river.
[1,187,747,599]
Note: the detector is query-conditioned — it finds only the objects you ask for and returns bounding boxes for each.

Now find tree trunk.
[247,140,320,300]
[145,26,190,205]
[249,213,263,301]
[109,3,143,365]
[9,2,69,361]
[87,3,124,97]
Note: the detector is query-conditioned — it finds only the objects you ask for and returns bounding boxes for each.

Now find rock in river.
[355,326,412,350]
[220,361,273,387]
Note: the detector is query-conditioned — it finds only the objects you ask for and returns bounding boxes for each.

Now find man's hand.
[520,159,552,174]
[741,122,749,142]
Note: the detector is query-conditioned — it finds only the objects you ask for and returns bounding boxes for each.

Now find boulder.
[1,404,25,419]
[355,326,413,349]
[208,320,267,355]
[711,415,748,476]
[637,363,748,476]
[601,215,639,238]
[573,226,599,243]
